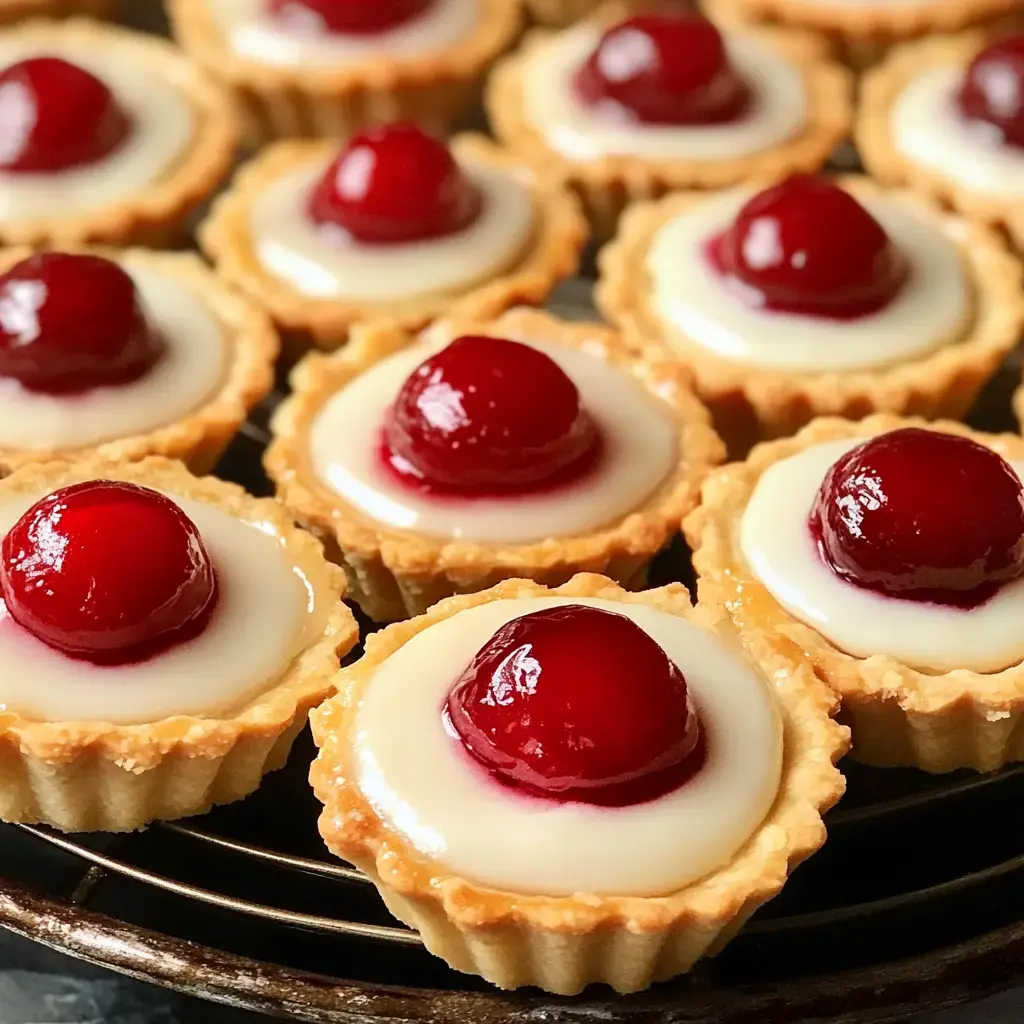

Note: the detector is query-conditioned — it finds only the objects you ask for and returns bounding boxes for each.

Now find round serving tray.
[0,280,1023,1022]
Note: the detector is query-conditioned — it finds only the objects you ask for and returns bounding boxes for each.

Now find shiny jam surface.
[956,35,1024,150]
[444,604,706,807]
[0,253,165,394]
[381,335,602,497]
[267,0,434,34]
[0,57,131,173]
[0,480,218,664]
[706,175,909,320]
[572,13,751,125]
[307,122,482,244]
[809,428,1024,608]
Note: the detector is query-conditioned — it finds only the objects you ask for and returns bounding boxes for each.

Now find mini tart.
[859,32,1024,250]
[0,246,277,477]
[310,573,848,995]
[0,19,236,248]
[0,0,115,21]
[199,134,586,355]
[168,0,521,145]
[264,308,725,622]
[486,1,852,239]
[703,0,1020,70]
[685,414,1024,774]
[597,177,1024,456]
[0,456,357,833]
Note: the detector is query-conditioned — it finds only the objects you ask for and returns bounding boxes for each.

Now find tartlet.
[310,573,848,994]
[597,175,1024,455]
[686,414,1024,773]
[168,0,522,144]
[265,307,725,622]
[200,131,586,355]
[0,19,237,248]
[0,456,357,833]
[859,31,1024,251]
[0,246,277,477]
[486,1,852,237]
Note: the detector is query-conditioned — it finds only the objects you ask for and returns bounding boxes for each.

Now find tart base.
[310,574,849,994]
[685,414,1024,774]
[200,135,586,354]
[486,4,852,239]
[597,177,1024,456]
[0,0,117,22]
[168,0,521,146]
[524,0,599,26]
[0,457,357,833]
[265,308,725,622]
[0,247,278,479]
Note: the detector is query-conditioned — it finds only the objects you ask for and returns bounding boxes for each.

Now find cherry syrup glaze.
[809,428,1024,609]
[308,122,482,244]
[956,36,1024,149]
[706,175,910,320]
[381,335,602,497]
[0,57,131,173]
[267,0,434,35]
[0,253,165,395]
[0,481,218,665]
[445,604,705,807]
[573,13,750,125]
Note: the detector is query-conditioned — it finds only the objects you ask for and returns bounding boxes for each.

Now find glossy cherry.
[267,0,433,34]
[0,57,130,173]
[956,35,1024,149]
[382,335,601,494]
[573,13,750,125]
[445,604,705,806]
[809,428,1024,607]
[0,253,165,394]
[708,175,909,319]
[0,481,218,664]
[308,122,482,244]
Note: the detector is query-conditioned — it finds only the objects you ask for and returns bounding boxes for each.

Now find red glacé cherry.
[956,36,1024,149]
[707,175,909,319]
[0,253,165,394]
[573,14,750,125]
[0,57,130,173]
[382,335,601,495]
[268,0,433,33]
[308,122,482,244]
[445,604,705,807]
[809,428,1024,607]
[0,481,218,664]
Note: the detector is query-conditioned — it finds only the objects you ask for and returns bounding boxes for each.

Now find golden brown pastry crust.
[486,2,853,238]
[685,414,1024,773]
[264,308,725,622]
[596,176,1024,455]
[858,32,1024,249]
[168,0,522,144]
[0,0,115,21]
[310,573,848,994]
[0,247,278,477]
[200,134,587,355]
[0,20,237,248]
[524,0,600,25]
[0,456,358,832]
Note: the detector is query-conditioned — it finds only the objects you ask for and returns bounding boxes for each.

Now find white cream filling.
[740,439,1024,674]
[646,189,970,372]
[0,39,194,220]
[249,161,535,302]
[205,0,478,67]
[521,24,807,162]
[892,67,1024,198]
[0,490,316,726]
[354,596,783,897]
[0,261,226,452]
[309,335,678,544]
